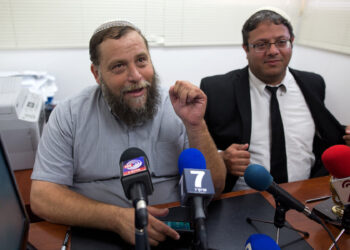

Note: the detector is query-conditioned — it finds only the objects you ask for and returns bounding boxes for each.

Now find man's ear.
[290,37,295,48]
[90,64,101,85]
[242,44,249,58]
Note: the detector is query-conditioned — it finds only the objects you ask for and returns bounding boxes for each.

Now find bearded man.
[30,21,225,246]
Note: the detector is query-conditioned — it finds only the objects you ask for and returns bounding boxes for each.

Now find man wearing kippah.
[30,20,226,246]
[200,9,350,192]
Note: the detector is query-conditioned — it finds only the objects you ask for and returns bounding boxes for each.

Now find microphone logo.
[125,159,143,170]
[122,156,147,176]
[179,168,214,206]
[342,180,350,188]
[341,180,350,203]
[245,243,252,250]
[331,177,350,205]
[191,170,205,188]
[190,170,208,193]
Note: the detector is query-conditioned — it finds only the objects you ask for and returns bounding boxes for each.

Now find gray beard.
[100,75,160,126]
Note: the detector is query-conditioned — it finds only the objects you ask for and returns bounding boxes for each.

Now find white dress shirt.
[234,68,315,190]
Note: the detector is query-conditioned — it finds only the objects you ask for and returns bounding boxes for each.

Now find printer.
[0,76,45,170]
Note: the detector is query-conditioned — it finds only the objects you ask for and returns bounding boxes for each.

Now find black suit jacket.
[200,66,345,191]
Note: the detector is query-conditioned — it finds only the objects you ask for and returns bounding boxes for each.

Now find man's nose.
[128,64,142,83]
[266,43,280,55]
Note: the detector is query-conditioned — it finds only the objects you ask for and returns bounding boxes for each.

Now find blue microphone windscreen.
[178,148,206,175]
[245,234,280,250]
[244,164,273,191]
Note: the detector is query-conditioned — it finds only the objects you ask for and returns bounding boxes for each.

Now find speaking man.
[30,20,226,246]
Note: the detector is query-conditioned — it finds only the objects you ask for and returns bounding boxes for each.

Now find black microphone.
[244,164,322,224]
[178,148,215,250]
[119,147,153,229]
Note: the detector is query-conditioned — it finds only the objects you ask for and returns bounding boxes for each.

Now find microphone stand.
[247,196,309,244]
[329,204,350,250]
[193,196,208,250]
[131,183,150,250]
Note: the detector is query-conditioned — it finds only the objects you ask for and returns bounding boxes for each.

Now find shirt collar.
[248,68,293,95]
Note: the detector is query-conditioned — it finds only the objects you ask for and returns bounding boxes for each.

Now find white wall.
[290,46,350,125]
[0,45,349,124]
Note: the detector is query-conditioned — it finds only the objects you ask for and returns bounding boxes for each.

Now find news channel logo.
[122,157,146,176]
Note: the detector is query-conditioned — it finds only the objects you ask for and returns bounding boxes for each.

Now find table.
[14,170,349,249]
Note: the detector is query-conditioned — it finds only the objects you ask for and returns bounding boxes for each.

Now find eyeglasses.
[248,39,291,52]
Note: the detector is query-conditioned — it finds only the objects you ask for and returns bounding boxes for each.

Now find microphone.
[178,148,215,250]
[320,145,349,250]
[244,164,322,224]
[322,144,350,179]
[322,145,350,205]
[245,234,280,250]
[119,147,153,228]
[178,148,215,210]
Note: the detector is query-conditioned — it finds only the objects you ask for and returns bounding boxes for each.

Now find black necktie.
[266,86,288,183]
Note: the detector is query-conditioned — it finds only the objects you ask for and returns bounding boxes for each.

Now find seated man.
[200,9,350,191]
[30,20,226,246]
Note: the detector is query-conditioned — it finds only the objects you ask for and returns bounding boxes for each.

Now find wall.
[290,46,350,125]
[0,45,349,124]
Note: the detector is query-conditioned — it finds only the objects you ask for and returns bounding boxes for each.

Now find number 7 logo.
[190,170,205,188]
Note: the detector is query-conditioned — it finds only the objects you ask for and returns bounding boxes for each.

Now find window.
[2,0,349,55]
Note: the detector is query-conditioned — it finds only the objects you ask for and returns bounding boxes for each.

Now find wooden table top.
[14,169,349,250]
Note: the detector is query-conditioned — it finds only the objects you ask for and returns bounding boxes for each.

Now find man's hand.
[344,125,350,146]
[113,207,137,245]
[31,181,179,247]
[222,143,250,176]
[169,81,207,127]
[169,80,226,195]
[115,206,179,246]
[147,207,180,246]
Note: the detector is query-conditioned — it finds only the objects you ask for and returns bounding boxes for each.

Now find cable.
[318,219,340,250]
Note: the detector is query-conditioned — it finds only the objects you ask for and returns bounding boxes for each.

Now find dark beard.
[100,75,160,126]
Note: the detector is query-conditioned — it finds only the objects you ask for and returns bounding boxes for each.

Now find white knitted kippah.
[93,20,140,35]
[255,6,291,22]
